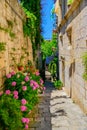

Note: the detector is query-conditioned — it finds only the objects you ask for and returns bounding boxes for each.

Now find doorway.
[69,60,75,97]
[61,57,65,86]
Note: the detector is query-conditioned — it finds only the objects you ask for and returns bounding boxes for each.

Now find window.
[69,59,75,78]
[59,33,63,46]
[66,27,72,45]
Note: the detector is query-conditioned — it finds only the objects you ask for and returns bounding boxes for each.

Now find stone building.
[0,0,33,89]
[55,0,87,113]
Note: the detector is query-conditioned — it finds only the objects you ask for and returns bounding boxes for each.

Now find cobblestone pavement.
[29,81,87,130]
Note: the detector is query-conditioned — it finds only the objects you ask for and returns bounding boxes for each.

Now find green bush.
[4,71,45,110]
[0,70,45,129]
[0,94,23,130]
[4,72,38,111]
[54,80,63,90]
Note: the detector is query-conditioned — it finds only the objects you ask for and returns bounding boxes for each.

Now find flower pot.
[17,66,24,71]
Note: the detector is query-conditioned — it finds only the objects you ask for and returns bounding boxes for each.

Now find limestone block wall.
[0,0,33,90]
[58,0,87,113]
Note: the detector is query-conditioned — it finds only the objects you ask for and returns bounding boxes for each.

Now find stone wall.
[0,0,33,90]
[58,0,87,113]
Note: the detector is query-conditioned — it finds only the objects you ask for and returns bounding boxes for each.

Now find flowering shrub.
[1,70,45,129]
[30,72,45,93]
[0,94,23,130]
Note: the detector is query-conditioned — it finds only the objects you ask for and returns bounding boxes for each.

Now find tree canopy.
[41,34,57,59]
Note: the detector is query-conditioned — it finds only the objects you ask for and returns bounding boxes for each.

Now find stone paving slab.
[50,89,87,130]
[28,81,87,130]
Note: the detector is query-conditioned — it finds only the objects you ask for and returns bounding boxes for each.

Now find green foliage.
[67,0,73,5]
[48,60,57,78]
[8,30,15,39]
[23,7,36,39]
[10,47,29,69]
[54,80,63,90]
[41,34,57,59]
[0,26,15,39]
[20,0,41,58]
[82,52,87,80]
[0,26,8,32]
[6,20,13,29]
[0,42,6,52]
[0,65,45,129]
[9,30,16,38]
[4,72,25,92]
[4,71,44,111]
[0,94,23,130]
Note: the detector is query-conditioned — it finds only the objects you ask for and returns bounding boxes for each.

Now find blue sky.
[41,0,54,40]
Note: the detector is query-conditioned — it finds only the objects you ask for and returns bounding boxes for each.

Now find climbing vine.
[0,42,6,52]
[20,0,41,58]
[22,7,36,39]
[48,60,57,79]
[0,19,15,40]
[82,52,87,80]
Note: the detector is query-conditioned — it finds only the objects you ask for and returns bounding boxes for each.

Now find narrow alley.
[29,81,87,130]
[1,0,87,130]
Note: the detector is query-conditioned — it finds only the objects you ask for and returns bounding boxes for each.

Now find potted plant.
[16,54,26,71]
[54,80,63,90]
[17,63,24,71]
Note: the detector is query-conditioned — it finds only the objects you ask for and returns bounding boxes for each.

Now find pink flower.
[20,106,27,112]
[30,80,34,86]
[6,74,11,78]
[30,82,33,87]
[22,86,27,91]
[12,81,16,86]
[30,80,34,83]
[35,71,40,76]
[43,87,46,90]
[13,90,18,95]
[40,79,44,84]
[33,82,39,89]
[11,71,15,76]
[21,99,27,105]
[24,76,29,82]
[5,90,11,95]
[21,117,30,124]
[0,91,3,96]
[25,124,28,129]
[26,118,30,124]
[33,86,36,90]
[21,118,26,123]
[32,81,39,88]
[14,95,18,99]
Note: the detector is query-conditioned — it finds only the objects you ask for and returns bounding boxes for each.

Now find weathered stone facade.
[0,0,33,89]
[58,0,87,113]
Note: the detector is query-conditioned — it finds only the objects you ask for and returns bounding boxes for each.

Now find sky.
[41,0,54,40]
[18,0,55,40]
